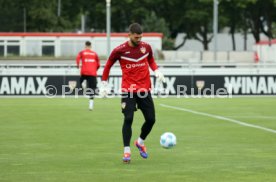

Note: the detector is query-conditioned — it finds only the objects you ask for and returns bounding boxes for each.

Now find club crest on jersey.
[140,46,146,54]
[121,102,126,109]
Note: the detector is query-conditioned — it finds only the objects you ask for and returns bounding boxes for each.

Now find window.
[42,40,55,56]
[7,40,20,43]
[7,45,20,56]
[0,46,4,56]
[5,40,20,56]
[42,45,55,56]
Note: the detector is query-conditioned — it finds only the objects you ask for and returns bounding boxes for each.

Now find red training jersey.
[102,41,158,92]
[76,49,100,76]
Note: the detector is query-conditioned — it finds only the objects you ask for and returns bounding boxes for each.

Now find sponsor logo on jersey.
[140,46,146,54]
[84,59,95,62]
[126,62,146,69]
[83,52,95,55]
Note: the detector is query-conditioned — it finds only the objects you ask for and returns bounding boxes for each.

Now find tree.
[220,0,248,50]
[184,0,214,50]
[242,0,276,44]
[26,0,57,32]
[142,11,172,50]
[258,0,275,41]
[1,0,276,49]
[273,22,276,38]
[0,0,28,31]
[144,0,189,50]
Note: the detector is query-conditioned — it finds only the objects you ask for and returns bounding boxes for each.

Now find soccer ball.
[160,132,176,148]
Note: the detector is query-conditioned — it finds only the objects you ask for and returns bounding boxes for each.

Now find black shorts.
[121,92,155,114]
[80,75,97,95]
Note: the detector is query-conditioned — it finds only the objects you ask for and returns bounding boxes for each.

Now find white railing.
[1,61,276,68]
[1,62,276,76]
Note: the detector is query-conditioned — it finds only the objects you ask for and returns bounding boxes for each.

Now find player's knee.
[124,113,134,125]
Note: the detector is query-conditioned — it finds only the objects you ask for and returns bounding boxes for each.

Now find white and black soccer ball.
[160,132,176,148]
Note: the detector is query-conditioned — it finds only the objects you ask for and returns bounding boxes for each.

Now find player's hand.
[99,81,109,98]
[154,69,166,83]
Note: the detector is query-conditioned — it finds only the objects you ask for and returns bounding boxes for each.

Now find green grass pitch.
[0,97,276,182]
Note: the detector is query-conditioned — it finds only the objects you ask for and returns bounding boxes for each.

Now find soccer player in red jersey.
[101,23,165,163]
[76,41,100,110]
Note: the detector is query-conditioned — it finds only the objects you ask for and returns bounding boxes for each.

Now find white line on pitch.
[160,104,276,134]
[224,116,276,119]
